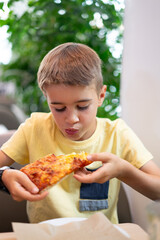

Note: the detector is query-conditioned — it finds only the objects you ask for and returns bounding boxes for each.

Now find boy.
[0,42,160,224]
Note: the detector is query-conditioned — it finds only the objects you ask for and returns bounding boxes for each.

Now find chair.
[0,95,27,130]
[0,130,29,233]
[117,183,132,223]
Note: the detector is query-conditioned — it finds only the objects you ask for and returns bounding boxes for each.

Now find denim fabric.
[79,181,109,211]
[80,181,109,199]
[79,199,108,211]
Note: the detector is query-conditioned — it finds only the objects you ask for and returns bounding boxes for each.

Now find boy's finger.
[18,172,40,194]
[74,165,109,183]
[25,190,49,202]
[87,152,111,163]
[74,167,107,183]
[13,185,48,202]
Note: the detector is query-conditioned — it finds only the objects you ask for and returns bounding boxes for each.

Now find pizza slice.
[20,152,92,191]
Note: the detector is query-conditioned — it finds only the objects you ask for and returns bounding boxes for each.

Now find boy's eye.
[55,107,66,112]
[77,105,89,110]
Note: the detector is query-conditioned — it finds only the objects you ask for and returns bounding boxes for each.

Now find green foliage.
[0,0,124,119]
[0,2,4,10]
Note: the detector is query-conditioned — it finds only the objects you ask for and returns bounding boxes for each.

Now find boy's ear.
[98,85,107,107]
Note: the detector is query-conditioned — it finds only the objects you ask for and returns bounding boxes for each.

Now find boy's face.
[45,84,106,141]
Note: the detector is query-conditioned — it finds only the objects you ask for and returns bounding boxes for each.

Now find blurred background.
[0,0,124,133]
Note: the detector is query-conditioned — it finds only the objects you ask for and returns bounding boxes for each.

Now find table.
[0,223,149,240]
[0,232,16,240]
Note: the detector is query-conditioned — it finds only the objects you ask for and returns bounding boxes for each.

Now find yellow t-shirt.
[1,112,153,223]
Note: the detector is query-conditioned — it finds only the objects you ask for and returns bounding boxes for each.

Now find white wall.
[121,0,160,230]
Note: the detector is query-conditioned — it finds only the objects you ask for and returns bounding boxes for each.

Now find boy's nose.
[65,112,79,124]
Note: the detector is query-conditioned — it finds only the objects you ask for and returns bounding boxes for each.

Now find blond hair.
[37,42,103,94]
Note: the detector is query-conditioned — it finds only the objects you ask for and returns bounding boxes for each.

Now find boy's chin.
[63,132,85,141]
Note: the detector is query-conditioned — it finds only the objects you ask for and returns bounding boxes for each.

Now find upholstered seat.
[0,130,29,232]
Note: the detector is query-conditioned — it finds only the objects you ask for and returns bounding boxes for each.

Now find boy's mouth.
[65,128,78,136]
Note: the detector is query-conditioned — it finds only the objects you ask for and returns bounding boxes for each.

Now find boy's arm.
[0,150,15,167]
[0,150,48,201]
[74,152,160,200]
[118,159,160,200]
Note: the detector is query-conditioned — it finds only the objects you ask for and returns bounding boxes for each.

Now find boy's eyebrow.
[51,99,92,104]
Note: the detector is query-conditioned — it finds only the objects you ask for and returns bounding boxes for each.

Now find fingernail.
[32,187,39,194]
[87,155,93,160]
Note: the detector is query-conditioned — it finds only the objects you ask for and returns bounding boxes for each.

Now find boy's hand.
[74,153,160,200]
[2,169,48,201]
[74,152,126,183]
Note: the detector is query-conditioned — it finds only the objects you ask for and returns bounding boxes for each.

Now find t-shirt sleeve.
[1,112,56,165]
[1,122,30,165]
[116,119,153,168]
